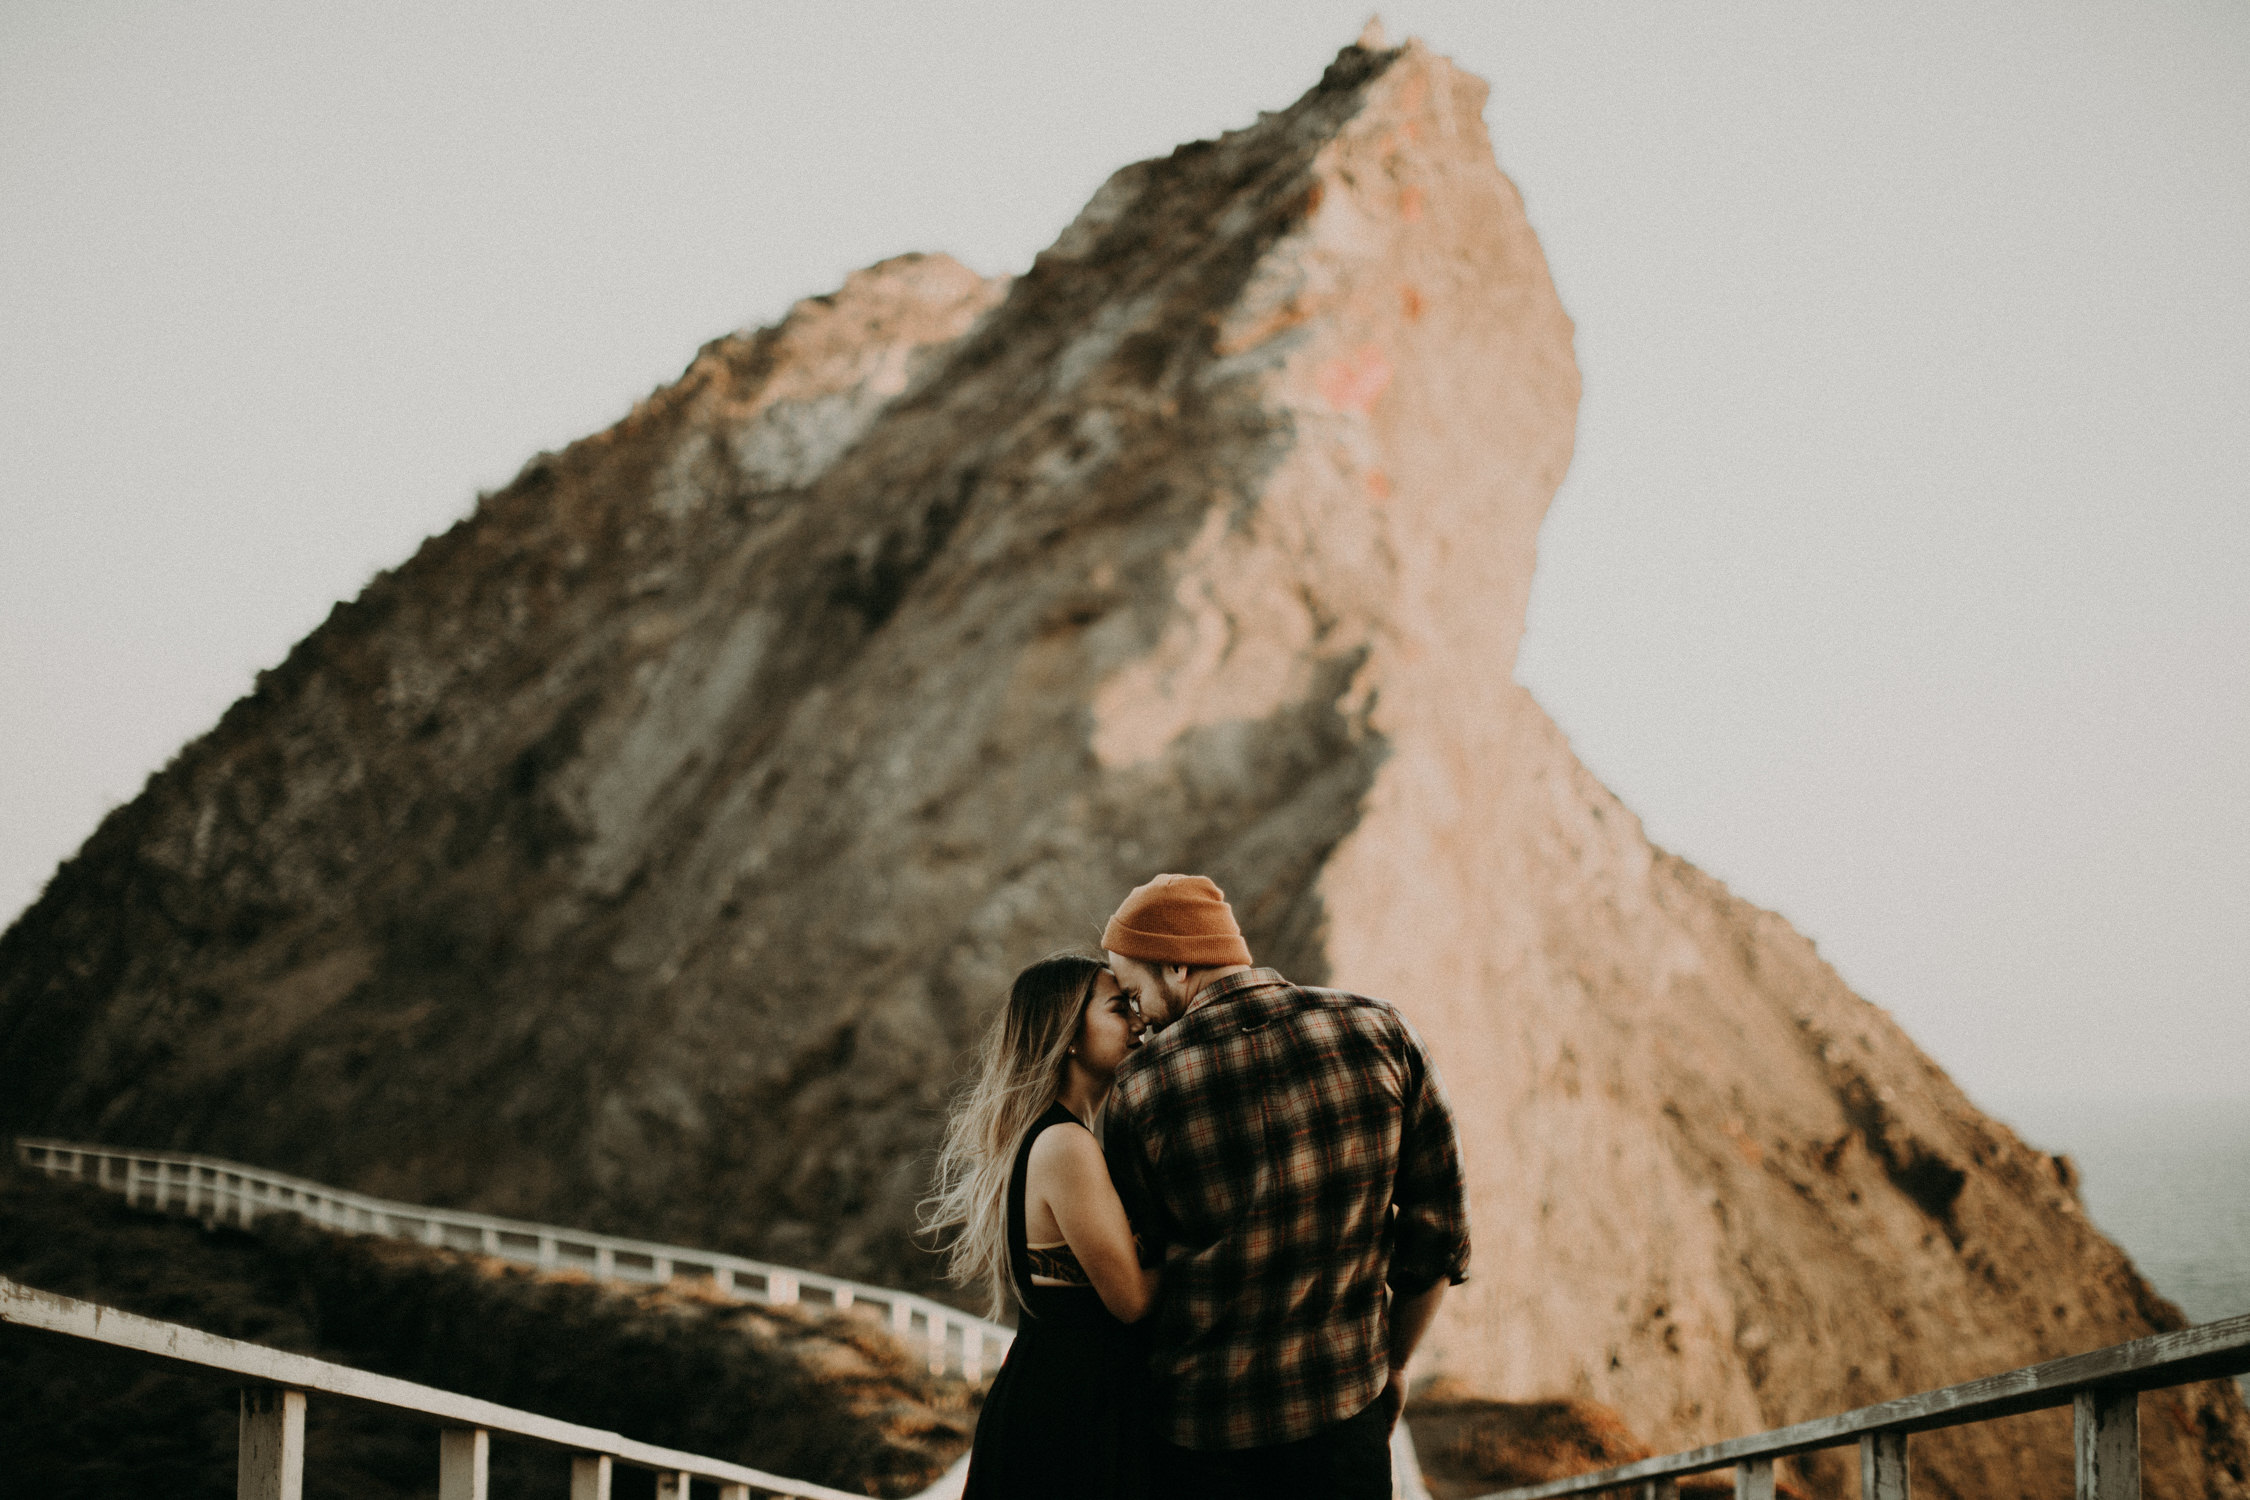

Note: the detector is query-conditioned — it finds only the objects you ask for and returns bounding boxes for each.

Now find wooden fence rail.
[0,1275,874,1500]
[1469,1309,2250,1500]
[14,1136,1010,1381]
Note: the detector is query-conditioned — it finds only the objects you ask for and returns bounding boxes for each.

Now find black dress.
[962,1101,1150,1500]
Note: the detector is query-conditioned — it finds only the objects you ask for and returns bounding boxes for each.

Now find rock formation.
[2,35,2242,1500]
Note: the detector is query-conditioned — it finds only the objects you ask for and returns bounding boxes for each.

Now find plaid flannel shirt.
[1104,968,1471,1450]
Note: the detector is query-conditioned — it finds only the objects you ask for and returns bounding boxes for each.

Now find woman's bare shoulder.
[1026,1119,1104,1173]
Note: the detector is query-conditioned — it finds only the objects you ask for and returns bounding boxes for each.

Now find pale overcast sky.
[3,2,2245,1112]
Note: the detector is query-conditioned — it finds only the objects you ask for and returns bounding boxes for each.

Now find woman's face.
[1073,971,1145,1079]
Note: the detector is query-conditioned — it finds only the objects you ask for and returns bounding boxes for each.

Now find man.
[1101,873,1471,1498]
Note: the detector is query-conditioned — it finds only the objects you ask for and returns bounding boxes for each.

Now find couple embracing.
[924,875,1471,1499]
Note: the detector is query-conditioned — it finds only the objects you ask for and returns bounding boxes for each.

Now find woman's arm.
[1028,1124,1158,1323]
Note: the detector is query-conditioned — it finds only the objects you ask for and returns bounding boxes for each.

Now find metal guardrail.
[1470,1310,2250,1500]
[14,1136,1011,1381]
[0,1275,876,1500]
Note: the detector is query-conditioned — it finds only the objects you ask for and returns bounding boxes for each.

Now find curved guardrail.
[13,1136,1011,1381]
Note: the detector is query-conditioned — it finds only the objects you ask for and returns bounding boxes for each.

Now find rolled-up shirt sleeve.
[1388,1019,1471,1292]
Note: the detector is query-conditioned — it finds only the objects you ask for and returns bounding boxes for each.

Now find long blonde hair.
[920,952,1106,1319]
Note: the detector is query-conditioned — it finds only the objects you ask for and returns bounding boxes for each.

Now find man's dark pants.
[1150,1396,1393,1499]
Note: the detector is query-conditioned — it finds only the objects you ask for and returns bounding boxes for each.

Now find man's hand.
[1379,1278,1447,1433]
[1376,1369,1407,1433]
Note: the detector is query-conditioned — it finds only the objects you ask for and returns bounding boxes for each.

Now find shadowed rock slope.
[2,36,2242,1500]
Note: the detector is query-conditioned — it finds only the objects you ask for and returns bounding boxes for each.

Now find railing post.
[717,1486,750,1500]
[766,1271,797,1305]
[1861,1430,1909,1500]
[2076,1388,2139,1499]
[439,1427,489,1500]
[654,1472,689,1500]
[1735,1456,1774,1500]
[1637,1480,1677,1500]
[568,1454,611,1500]
[238,1386,305,1500]
[962,1328,984,1383]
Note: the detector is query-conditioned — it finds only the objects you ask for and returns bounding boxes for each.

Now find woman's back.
[962,1101,1149,1500]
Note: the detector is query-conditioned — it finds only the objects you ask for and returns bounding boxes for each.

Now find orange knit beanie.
[1101,874,1252,968]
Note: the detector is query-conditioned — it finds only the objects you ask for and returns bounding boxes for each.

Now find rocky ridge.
[2,36,2243,1500]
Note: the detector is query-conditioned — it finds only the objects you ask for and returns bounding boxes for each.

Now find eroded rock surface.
[3,37,2243,1500]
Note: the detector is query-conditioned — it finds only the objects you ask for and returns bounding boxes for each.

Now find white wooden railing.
[14,1136,1011,1381]
[0,1274,889,1500]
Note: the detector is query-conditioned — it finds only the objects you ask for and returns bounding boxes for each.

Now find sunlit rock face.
[2,38,2242,1499]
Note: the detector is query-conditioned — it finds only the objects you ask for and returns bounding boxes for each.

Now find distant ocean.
[1989,1094,2250,1392]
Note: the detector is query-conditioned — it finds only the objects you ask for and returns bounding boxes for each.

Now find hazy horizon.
[4,2,2245,1108]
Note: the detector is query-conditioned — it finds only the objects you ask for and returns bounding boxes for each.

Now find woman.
[922,952,1156,1500]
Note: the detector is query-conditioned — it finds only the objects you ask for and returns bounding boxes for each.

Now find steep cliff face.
[2,38,2242,1500]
